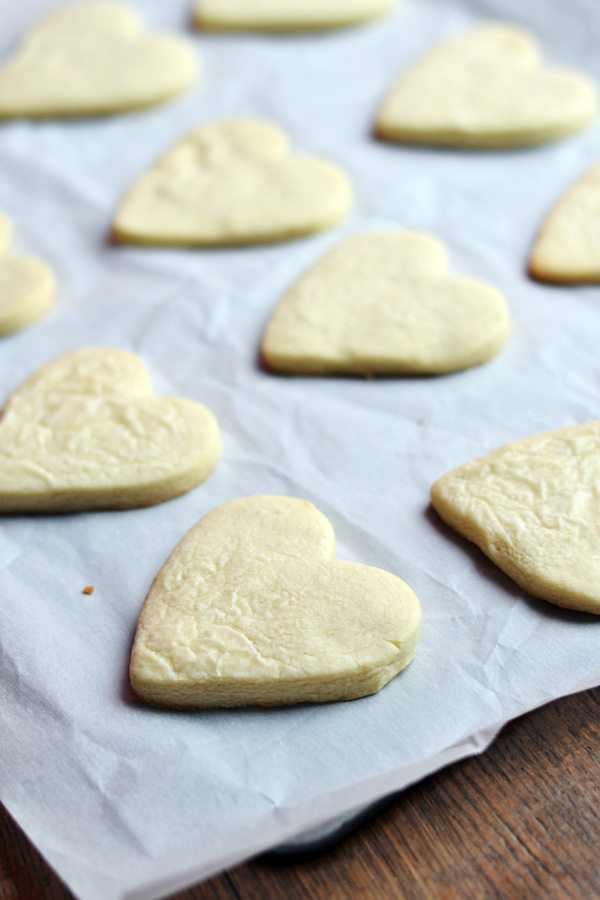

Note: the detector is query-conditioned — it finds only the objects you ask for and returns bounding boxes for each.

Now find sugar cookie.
[262,232,510,375]
[0,349,220,513]
[0,211,55,335]
[113,119,352,246]
[530,163,600,284]
[194,0,395,31]
[377,25,597,149]
[0,3,196,118]
[130,496,421,708]
[431,422,600,614]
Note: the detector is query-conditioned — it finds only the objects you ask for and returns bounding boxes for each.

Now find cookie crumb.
[418,418,426,426]
[83,586,95,595]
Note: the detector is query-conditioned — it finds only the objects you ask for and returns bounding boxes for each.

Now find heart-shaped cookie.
[529,163,600,284]
[431,422,600,614]
[113,119,352,246]
[0,348,221,513]
[194,0,395,31]
[377,25,597,148]
[0,3,196,118]
[0,211,55,335]
[261,232,510,375]
[130,496,421,708]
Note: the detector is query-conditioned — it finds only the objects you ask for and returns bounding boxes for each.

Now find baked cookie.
[0,348,220,513]
[261,232,510,375]
[431,422,600,614]
[194,0,395,31]
[130,496,421,708]
[376,25,597,149]
[529,163,600,284]
[0,3,196,118]
[0,211,55,335]
[113,119,351,246]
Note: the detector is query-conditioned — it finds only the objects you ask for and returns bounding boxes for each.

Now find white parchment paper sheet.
[1,0,600,897]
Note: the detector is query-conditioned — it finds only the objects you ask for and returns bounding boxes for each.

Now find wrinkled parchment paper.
[1,0,600,898]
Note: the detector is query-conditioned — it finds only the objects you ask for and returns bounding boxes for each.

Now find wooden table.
[2,684,599,900]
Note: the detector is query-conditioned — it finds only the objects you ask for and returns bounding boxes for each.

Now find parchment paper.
[1,0,600,898]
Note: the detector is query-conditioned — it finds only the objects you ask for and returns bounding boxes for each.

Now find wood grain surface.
[2,685,599,900]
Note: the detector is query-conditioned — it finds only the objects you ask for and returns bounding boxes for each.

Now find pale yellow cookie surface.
[0,3,196,118]
[0,211,55,336]
[262,232,510,375]
[195,0,395,31]
[377,25,597,148]
[530,163,600,284]
[113,119,352,247]
[130,496,421,708]
[0,348,221,513]
[431,422,600,614]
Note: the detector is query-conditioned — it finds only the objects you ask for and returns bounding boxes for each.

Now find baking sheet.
[1,0,600,898]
